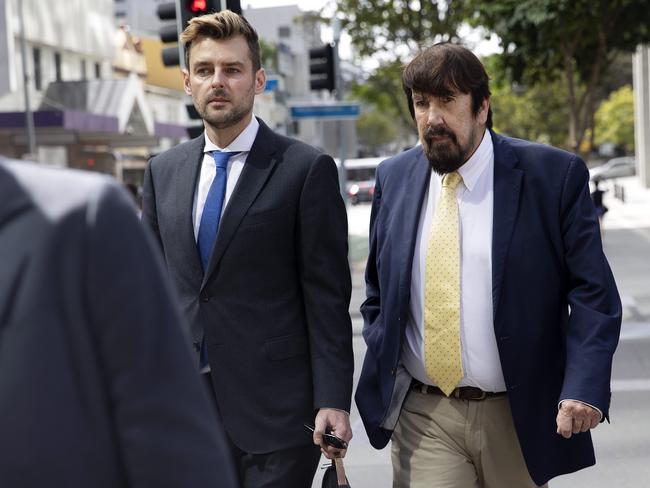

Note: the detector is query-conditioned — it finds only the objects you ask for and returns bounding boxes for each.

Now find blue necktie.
[197,151,239,271]
[196,150,239,370]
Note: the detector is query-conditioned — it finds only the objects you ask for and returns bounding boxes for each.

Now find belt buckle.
[473,389,487,401]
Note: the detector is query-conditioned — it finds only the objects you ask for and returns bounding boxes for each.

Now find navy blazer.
[0,160,236,487]
[355,131,622,486]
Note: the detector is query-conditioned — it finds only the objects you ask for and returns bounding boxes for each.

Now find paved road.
[313,175,650,487]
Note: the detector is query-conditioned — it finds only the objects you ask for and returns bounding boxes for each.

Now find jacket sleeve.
[297,153,354,412]
[84,183,237,488]
[559,156,622,419]
[142,159,164,254]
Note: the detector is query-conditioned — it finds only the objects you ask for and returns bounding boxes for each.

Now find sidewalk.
[599,176,650,231]
[599,176,650,322]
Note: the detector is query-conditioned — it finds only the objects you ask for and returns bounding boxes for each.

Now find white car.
[589,157,636,182]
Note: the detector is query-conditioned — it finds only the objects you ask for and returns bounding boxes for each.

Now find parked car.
[589,156,636,182]
[347,180,375,205]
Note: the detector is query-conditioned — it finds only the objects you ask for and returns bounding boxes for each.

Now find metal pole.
[333,17,348,204]
[18,0,36,158]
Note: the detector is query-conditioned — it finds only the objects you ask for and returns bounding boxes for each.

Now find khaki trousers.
[391,389,548,488]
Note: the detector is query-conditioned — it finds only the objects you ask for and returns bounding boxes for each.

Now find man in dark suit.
[0,159,236,487]
[355,43,622,487]
[142,10,353,487]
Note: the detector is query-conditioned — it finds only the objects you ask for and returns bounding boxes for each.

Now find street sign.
[264,77,279,92]
[289,103,360,120]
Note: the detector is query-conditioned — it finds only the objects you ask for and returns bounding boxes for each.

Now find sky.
[244,1,331,10]
[242,1,501,64]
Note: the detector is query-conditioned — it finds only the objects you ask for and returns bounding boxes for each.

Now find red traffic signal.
[187,0,208,13]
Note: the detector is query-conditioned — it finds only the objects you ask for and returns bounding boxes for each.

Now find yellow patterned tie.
[424,171,463,396]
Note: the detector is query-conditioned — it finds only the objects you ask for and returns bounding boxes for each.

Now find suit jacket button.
[200,295,210,302]
[390,368,396,376]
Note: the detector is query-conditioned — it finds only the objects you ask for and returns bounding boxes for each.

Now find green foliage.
[259,38,277,72]
[483,55,571,148]
[348,59,414,133]
[466,0,650,154]
[594,85,635,151]
[356,110,399,154]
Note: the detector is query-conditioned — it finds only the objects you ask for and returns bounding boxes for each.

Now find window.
[95,62,101,79]
[81,59,87,80]
[278,26,291,38]
[32,47,41,90]
[54,52,62,82]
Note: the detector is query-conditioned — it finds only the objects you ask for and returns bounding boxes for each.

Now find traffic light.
[309,44,335,92]
[157,1,243,67]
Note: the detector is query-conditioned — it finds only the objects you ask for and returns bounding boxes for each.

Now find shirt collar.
[457,128,492,192]
[203,116,260,154]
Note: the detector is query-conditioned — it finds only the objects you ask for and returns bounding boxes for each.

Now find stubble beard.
[195,88,254,130]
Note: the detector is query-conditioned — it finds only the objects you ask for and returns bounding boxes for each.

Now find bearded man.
[355,42,621,488]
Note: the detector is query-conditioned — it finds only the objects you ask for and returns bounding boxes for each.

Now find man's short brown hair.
[402,42,492,129]
[180,10,261,72]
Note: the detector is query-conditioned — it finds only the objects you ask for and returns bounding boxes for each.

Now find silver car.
[589,157,636,182]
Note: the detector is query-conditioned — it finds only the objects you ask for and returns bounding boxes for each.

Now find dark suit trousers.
[202,374,321,488]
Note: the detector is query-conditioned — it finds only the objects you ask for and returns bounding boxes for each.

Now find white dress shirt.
[402,129,507,392]
[192,116,260,240]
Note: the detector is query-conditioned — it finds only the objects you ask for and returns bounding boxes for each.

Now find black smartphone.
[303,423,348,449]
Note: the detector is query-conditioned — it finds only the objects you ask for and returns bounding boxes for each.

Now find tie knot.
[210,151,240,169]
[442,171,463,190]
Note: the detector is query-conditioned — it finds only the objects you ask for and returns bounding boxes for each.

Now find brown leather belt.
[411,380,506,401]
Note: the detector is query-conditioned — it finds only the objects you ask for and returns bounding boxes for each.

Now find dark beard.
[422,126,467,175]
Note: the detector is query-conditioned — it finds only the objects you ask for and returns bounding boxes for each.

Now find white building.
[633,44,650,188]
[0,0,189,183]
[244,4,357,158]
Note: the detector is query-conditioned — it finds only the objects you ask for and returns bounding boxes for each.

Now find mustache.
[208,89,230,101]
[424,126,456,142]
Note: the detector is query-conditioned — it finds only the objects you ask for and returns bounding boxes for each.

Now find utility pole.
[18,0,36,159]
[332,17,348,204]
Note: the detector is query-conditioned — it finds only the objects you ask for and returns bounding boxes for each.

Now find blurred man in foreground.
[0,158,236,488]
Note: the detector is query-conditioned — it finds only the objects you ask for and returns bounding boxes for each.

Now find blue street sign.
[264,77,279,92]
[289,103,360,120]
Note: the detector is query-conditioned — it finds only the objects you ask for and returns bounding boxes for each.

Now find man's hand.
[313,408,352,459]
[556,400,601,439]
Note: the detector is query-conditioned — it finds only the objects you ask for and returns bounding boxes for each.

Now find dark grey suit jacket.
[143,119,354,453]
[0,160,236,488]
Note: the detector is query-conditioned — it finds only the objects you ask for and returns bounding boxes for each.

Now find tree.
[594,85,635,153]
[483,55,570,148]
[337,0,470,58]
[349,59,414,131]
[356,110,399,155]
[466,0,650,155]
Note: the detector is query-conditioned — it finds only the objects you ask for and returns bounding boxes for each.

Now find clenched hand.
[556,400,601,439]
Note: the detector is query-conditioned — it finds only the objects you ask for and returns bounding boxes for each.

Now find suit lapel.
[398,149,431,317]
[175,136,205,280]
[201,120,278,288]
[491,132,523,324]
